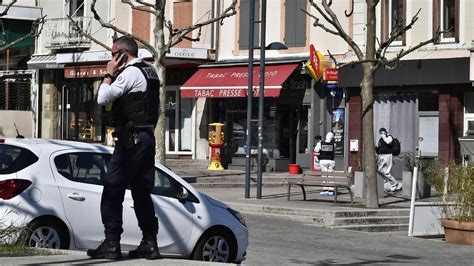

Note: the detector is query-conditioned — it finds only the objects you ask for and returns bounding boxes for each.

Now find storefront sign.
[57,47,208,64]
[181,87,282,98]
[323,68,338,82]
[306,44,327,81]
[64,65,107,78]
[181,64,298,98]
[331,108,345,156]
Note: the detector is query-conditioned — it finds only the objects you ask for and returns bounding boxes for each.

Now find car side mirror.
[177,186,189,203]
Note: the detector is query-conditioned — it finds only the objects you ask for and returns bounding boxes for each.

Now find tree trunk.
[361,65,378,208]
[363,0,379,208]
[154,58,166,165]
[154,8,166,166]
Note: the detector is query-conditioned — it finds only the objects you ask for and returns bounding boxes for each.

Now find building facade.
[0,1,41,138]
[183,0,351,171]
[342,0,474,177]
[27,0,216,160]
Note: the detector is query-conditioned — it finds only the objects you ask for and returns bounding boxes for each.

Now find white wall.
[217,0,351,62]
[0,111,33,138]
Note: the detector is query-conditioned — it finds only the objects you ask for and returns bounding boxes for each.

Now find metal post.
[257,0,267,199]
[245,0,256,199]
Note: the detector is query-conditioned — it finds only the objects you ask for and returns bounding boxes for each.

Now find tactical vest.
[319,141,335,160]
[106,62,160,128]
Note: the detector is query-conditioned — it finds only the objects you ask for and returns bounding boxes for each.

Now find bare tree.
[0,0,46,52]
[69,0,237,165]
[305,0,445,208]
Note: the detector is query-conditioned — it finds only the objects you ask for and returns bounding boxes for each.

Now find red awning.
[180,63,299,98]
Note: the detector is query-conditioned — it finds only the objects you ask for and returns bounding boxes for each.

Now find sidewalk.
[175,168,415,210]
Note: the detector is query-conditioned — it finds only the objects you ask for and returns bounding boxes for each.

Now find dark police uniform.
[97,58,159,243]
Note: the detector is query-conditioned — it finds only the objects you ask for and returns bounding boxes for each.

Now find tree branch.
[121,0,155,14]
[167,0,236,48]
[67,15,111,51]
[136,0,156,9]
[0,0,17,17]
[88,0,157,57]
[375,9,421,64]
[308,0,364,60]
[0,15,45,52]
[301,9,339,36]
[384,27,446,70]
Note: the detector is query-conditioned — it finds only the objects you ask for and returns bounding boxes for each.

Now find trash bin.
[288,164,300,174]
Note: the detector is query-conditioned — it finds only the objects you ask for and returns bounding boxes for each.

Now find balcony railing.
[43,17,92,50]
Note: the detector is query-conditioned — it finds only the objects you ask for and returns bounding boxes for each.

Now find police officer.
[87,36,161,260]
[314,132,336,196]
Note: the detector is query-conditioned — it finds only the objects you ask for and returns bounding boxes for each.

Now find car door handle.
[129,204,134,209]
[67,193,85,201]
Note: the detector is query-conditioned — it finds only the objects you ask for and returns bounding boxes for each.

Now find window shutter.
[285,0,306,47]
[239,0,260,50]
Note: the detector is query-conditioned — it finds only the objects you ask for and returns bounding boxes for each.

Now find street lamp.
[245,0,287,199]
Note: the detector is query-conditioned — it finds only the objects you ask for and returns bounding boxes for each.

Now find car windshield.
[0,144,38,174]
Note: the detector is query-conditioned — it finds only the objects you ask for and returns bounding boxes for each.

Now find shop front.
[29,49,201,154]
[181,61,317,171]
[340,57,470,177]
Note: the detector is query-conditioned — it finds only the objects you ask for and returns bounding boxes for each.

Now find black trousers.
[101,128,158,242]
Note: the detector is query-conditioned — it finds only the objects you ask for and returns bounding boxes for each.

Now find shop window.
[433,0,459,43]
[284,0,307,48]
[418,93,439,112]
[0,79,31,111]
[381,0,406,45]
[464,92,474,135]
[239,0,259,50]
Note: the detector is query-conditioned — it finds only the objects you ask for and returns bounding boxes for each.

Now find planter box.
[354,171,384,198]
[442,219,474,246]
[402,171,431,198]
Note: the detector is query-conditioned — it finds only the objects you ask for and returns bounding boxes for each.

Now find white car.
[0,138,247,263]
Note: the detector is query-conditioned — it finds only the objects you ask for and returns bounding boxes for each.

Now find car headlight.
[227,207,246,227]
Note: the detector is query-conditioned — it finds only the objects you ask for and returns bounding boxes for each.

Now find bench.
[287,170,354,205]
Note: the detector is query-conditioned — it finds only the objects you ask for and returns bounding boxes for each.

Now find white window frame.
[464,92,474,135]
[440,0,455,43]
[388,0,403,46]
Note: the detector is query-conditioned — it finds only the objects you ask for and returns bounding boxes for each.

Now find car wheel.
[193,229,235,263]
[24,219,69,249]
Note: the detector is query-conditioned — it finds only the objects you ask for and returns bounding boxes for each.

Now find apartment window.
[464,92,474,135]
[173,0,192,48]
[239,0,259,50]
[133,7,151,44]
[381,0,405,45]
[69,0,84,17]
[284,0,306,48]
[433,0,459,42]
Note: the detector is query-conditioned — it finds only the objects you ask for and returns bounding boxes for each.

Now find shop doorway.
[296,105,311,168]
[165,88,194,156]
[59,80,102,142]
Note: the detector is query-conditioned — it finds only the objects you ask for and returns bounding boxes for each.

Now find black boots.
[128,239,162,260]
[87,239,122,260]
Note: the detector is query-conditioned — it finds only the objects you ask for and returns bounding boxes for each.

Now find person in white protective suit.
[376,128,402,192]
[314,132,336,196]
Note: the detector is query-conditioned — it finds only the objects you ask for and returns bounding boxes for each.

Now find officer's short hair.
[114,36,138,57]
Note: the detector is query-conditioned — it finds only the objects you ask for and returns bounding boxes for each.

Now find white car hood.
[202,193,228,209]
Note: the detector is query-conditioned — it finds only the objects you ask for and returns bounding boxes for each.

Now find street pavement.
[0,166,451,265]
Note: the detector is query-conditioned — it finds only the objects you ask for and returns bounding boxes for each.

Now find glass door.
[165,88,194,155]
[60,80,102,142]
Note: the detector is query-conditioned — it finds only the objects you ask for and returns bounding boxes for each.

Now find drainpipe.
[214,0,221,62]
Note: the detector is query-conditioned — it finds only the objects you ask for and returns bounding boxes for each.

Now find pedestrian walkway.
[168,161,428,233]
